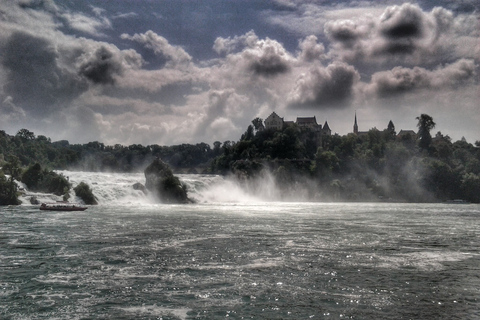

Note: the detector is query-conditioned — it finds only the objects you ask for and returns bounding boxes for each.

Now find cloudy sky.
[0,0,478,145]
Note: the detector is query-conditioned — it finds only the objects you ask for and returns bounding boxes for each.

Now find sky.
[0,0,478,146]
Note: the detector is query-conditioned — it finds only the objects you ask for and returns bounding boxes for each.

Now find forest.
[1,114,479,204]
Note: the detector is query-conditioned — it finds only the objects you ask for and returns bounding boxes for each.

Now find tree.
[213,141,222,156]
[21,163,43,190]
[416,114,435,151]
[16,129,35,141]
[252,117,264,132]
[386,120,396,139]
[2,156,23,180]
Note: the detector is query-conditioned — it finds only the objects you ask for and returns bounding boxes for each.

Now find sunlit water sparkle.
[1,171,479,319]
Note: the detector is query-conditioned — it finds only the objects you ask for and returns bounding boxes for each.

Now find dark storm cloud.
[376,3,425,56]
[380,4,423,39]
[288,62,360,109]
[1,31,87,116]
[250,51,290,77]
[79,46,123,85]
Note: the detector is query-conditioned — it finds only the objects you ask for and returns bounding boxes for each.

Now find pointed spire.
[323,120,330,131]
[354,111,358,134]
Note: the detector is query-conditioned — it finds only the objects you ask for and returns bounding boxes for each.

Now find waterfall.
[17,171,280,206]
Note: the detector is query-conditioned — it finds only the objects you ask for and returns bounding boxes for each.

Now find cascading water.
[17,171,282,206]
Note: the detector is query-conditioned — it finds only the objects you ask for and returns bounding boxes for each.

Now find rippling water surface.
[1,172,479,319]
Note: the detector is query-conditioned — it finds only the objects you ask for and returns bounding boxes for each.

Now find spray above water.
[17,171,293,206]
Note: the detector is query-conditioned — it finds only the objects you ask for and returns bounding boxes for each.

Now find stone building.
[264,112,284,131]
[263,112,332,147]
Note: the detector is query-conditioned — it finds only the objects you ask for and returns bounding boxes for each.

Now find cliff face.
[144,158,190,203]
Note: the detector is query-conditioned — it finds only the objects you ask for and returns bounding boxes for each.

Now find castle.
[264,112,331,147]
[264,111,417,142]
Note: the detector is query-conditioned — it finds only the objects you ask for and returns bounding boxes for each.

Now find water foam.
[37,171,288,205]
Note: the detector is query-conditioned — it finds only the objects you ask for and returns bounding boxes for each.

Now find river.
[1,171,479,319]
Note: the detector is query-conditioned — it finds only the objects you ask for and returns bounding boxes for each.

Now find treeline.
[209,115,480,203]
[0,129,216,172]
[1,113,480,203]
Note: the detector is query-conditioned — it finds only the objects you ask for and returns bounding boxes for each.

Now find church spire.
[354,111,358,134]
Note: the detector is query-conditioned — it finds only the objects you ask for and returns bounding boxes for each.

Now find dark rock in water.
[133,182,147,195]
[144,158,192,203]
[30,196,40,205]
[73,182,98,205]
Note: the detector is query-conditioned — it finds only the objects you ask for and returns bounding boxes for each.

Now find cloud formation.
[288,62,360,109]
[0,0,478,145]
[368,59,477,97]
[121,30,192,68]
[1,31,88,116]
[325,3,479,65]
[79,46,124,85]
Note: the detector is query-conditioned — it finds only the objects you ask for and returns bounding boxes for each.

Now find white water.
[18,170,285,206]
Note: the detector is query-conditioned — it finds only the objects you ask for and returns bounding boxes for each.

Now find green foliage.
[74,182,98,205]
[0,129,215,172]
[21,163,71,196]
[2,156,23,180]
[0,172,21,205]
[16,129,35,141]
[21,163,43,189]
[461,173,480,203]
[207,115,480,203]
[416,114,436,151]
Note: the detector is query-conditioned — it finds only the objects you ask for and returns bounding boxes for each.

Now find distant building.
[296,116,319,130]
[322,121,331,136]
[263,112,332,148]
[397,130,417,140]
[264,112,284,130]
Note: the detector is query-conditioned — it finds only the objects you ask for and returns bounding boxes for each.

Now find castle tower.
[353,111,358,135]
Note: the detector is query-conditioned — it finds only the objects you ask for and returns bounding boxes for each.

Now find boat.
[39,202,88,211]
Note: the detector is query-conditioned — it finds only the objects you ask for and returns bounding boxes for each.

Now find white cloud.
[121,30,192,68]
[61,11,111,36]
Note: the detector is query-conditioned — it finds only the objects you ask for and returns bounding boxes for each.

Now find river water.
[1,171,479,319]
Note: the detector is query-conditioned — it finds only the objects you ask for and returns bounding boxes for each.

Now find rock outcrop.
[132,182,147,195]
[73,182,98,205]
[144,158,191,203]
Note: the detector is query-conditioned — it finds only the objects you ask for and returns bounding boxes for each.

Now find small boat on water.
[39,202,88,211]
